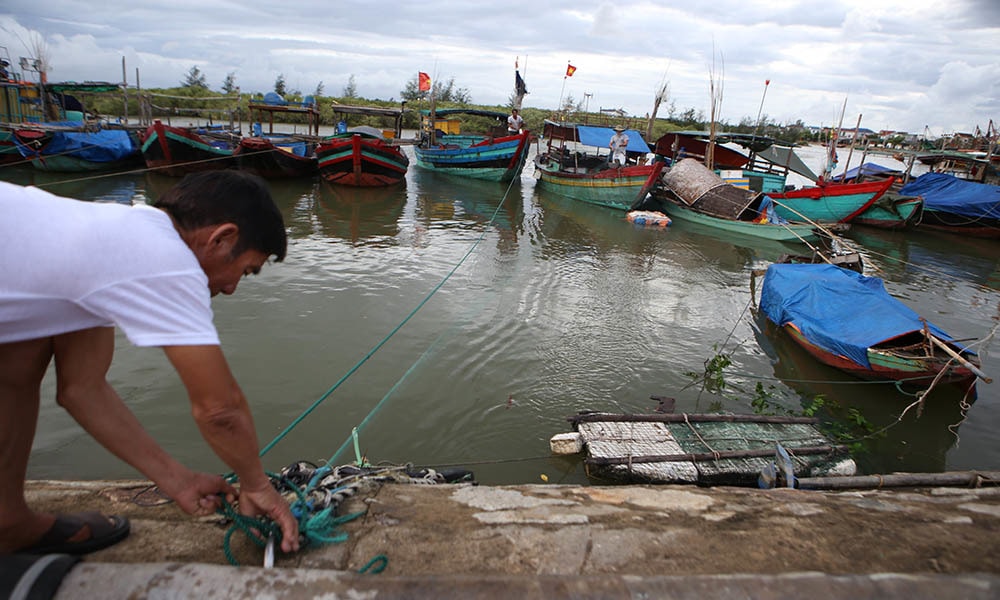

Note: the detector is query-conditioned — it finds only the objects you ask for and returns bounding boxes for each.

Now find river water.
[5,141,998,485]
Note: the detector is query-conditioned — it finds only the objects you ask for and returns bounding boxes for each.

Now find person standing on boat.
[507,108,524,135]
[0,171,300,556]
[609,125,630,166]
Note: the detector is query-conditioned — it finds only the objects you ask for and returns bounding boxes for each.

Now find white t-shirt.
[0,182,219,347]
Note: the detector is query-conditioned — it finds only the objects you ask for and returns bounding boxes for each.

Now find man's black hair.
[154,170,287,261]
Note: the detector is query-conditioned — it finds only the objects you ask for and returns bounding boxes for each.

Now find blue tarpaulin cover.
[17,129,136,163]
[576,125,651,153]
[759,263,956,369]
[898,172,1000,219]
[835,162,899,181]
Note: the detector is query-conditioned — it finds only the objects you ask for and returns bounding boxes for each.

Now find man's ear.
[207,223,240,254]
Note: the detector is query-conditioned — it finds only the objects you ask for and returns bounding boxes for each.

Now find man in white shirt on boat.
[507,108,524,135]
[609,125,629,166]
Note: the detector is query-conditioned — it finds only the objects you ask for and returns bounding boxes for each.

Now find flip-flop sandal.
[20,512,130,555]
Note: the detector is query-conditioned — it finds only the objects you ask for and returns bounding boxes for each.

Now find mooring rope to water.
[220,172,523,564]
[258,173,521,459]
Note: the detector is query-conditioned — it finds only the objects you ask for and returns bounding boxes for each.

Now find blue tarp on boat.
[835,162,899,181]
[576,126,651,153]
[759,263,956,369]
[898,172,1000,219]
[17,129,136,163]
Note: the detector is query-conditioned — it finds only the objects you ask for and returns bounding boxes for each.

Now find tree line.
[82,66,904,147]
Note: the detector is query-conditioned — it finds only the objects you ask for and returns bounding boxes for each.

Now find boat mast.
[706,49,724,169]
[513,56,528,111]
[645,73,669,141]
[821,96,848,183]
[842,113,862,181]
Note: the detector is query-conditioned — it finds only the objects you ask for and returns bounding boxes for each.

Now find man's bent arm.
[162,345,269,489]
[163,344,300,552]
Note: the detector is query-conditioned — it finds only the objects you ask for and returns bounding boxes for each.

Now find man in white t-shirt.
[0,171,300,556]
[507,108,524,135]
[609,125,630,166]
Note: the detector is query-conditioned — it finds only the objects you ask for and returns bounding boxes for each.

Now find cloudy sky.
[2,1,997,137]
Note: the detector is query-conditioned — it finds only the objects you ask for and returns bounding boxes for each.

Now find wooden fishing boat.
[641,158,822,243]
[233,134,318,178]
[900,172,1000,239]
[828,162,924,229]
[652,131,893,226]
[917,150,999,185]
[850,192,924,229]
[1,76,134,168]
[553,411,856,486]
[12,126,141,172]
[316,128,408,187]
[233,98,321,178]
[139,119,238,176]
[534,120,658,210]
[315,104,410,187]
[652,197,821,242]
[653,131,752,170]
[0,128,26,164]
[767,177,893,223]
[758,263,988,386]
[414,109,530,182]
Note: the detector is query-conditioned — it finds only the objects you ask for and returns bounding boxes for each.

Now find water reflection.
[4,165,142,204]
[309,181,405,247]
[848,226,1000,291]
[2,152,996,485]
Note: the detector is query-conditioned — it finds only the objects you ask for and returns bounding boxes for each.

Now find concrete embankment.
[15,478,1000,598]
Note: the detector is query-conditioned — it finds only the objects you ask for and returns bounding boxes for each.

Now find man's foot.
[17,512,130,555]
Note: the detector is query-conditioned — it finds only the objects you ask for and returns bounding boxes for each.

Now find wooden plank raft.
[554,412,857,486]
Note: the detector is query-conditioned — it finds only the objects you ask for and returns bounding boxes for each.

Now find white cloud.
[0,1,996,134]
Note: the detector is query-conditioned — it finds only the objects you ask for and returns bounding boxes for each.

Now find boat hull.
[13,128,141,173]
[414,131,529,182]
[234,136,318,178]
[140,120,237,176]
[768,178,893,223]
[657,198,820,242]
[919,210,1000,239]
[852,194,924,230]
[316,133,408,187]
[783,324,976,386]
[900,172,1000,238]
[533,157,657,210]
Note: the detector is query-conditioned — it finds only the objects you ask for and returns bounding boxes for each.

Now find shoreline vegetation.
[74,82,961,153]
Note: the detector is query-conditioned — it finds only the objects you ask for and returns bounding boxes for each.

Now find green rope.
[358,554,388,574]
[258,177,519,460]
[218,470,367,566]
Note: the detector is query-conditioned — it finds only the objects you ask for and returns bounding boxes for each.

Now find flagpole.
[557,65,569,122]
[751,79,770,143]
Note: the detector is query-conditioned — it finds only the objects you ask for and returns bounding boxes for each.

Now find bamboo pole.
[569,413,820,425]
[797,471,999,490]
[121,56,128,124]
[842,113,862,180]
[586,445,846,467]
[926,334,992,383]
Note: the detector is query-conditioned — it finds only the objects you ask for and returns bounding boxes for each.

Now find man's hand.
[160,469,237,516]
[238,480,301,553]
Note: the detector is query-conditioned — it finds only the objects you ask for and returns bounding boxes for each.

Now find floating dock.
[553,411,856,486]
